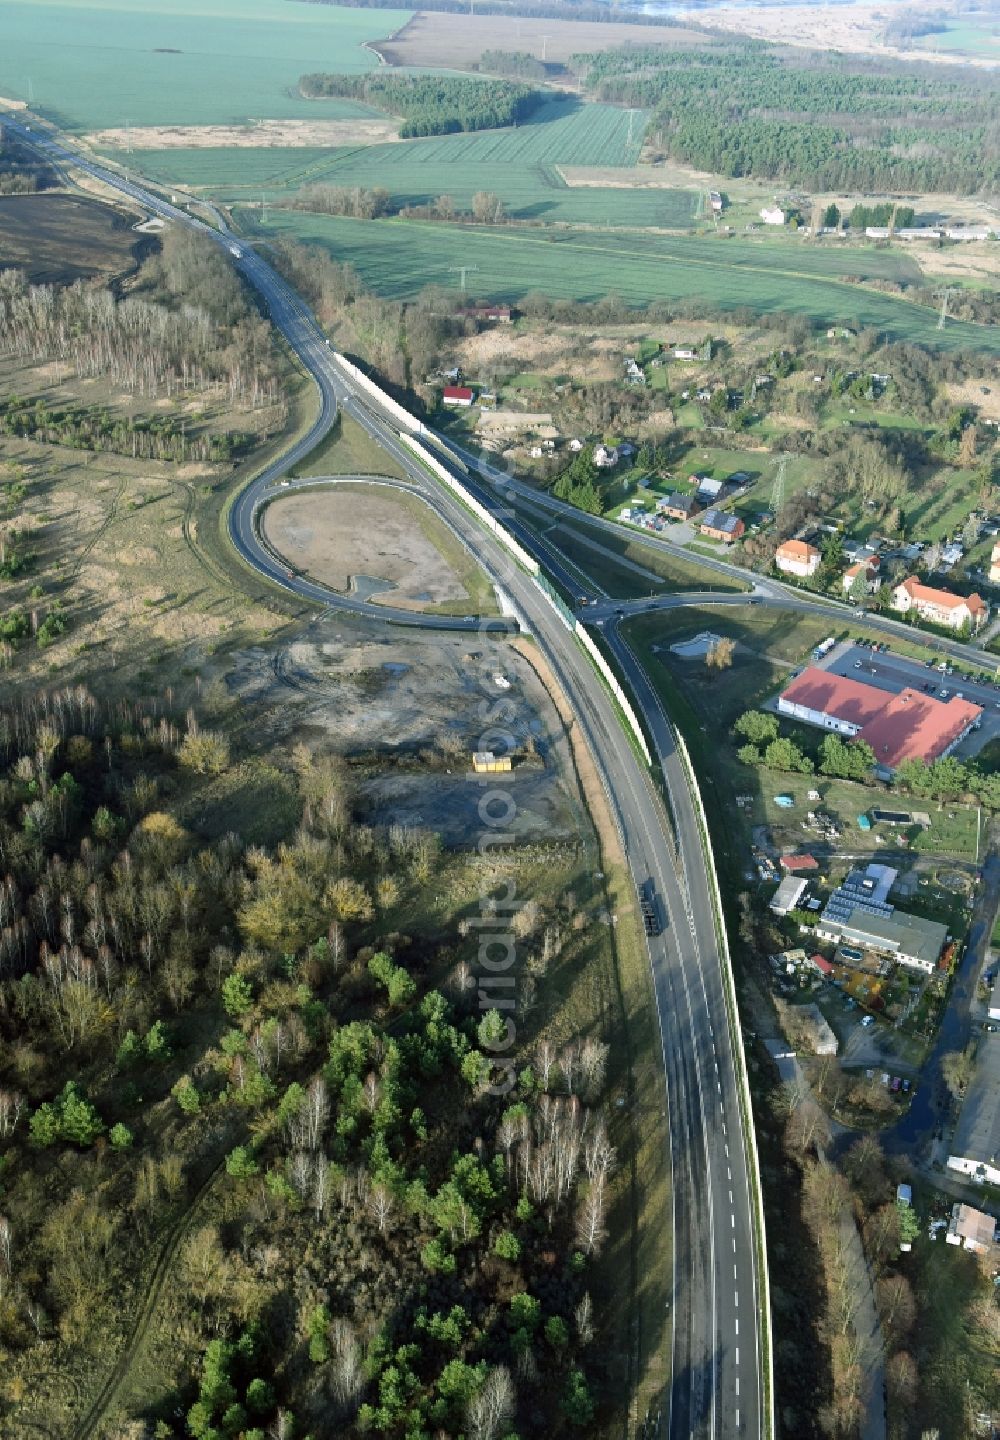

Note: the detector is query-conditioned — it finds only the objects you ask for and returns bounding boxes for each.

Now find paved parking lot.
[816,641,1000,758]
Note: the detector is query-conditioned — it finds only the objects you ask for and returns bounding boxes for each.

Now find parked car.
[890,1077,902,1093]
[861,1015,874,1028]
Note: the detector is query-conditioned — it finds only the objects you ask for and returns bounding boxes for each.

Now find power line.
[449,264,478,292]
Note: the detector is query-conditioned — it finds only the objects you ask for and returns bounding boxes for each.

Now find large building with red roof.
[777,666,981,772]
[891,577,988,633]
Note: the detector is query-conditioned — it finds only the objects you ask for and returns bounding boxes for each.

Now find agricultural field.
[238,209,1000,353]
[129,98,695,227]
[0,192,145,284]
[0,0,408,130]
[376,11,712,71]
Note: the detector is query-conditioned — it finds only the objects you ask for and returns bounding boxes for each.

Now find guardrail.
[673,730,775,1440]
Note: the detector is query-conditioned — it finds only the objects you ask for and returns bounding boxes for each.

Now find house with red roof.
[891,576,988,633]
[780,854,819,872]
[442,385,475,407]
[842,556,880,595]
[775,539,821,578]
[777,666,982,773]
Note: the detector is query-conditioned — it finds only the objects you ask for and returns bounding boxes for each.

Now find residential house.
[775,539,821,578]
[945,1202,998,1253]
[842,556,880,595]
[943,226,992,241]
[695,476,726,505]
[624,358,646,386]
[990,540,1000,585]
[461,303,512,323]
[780,854,819,873]
[673,347,698,361]
[891,576,988,632]
[594,445,619,469]
[661,492,702,522]
[709,190,723,214]
[760,206,786,226]
[896,227,942,240]
[699,509,745,544]
[442,385,475,407]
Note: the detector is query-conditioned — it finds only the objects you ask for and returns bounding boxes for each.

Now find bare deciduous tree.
[467,1365,515,1440]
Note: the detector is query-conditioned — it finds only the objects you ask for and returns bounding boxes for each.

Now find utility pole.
[450,264,478,292]
[261,191,267,224]
[540,34,550,61]
[936,286,956,331]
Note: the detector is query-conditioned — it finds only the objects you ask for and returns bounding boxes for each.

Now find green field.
[917,16,1000,57]
[1,0,408,129]
[124,99,694,227]
[239,210,1000,351]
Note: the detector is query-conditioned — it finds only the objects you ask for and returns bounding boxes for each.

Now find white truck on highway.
[229,244,242,259]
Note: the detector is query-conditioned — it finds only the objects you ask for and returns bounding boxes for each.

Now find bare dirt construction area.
[559,164,709,190]
[682,0,1000,67]
[86,118,400,149]
[226,625,588,846]
[944,378,1000,423]
[376,11,709,71]
[0,192,143,284]
[261,484,488,613]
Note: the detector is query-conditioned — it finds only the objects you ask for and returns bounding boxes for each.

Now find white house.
[842,557,880,595]
[760,206,786,226]
[891,577,988,632]
[946,1203,998,1253]
[775,539,821,578]
[594,445,619,469]
[989,541,1000,585]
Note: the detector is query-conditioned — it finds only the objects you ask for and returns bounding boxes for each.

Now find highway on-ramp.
[8,112,769,1440]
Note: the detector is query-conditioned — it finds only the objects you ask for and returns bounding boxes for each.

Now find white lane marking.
[731,1213,736,1228]
[736,1348,740,1367]
[735,1291,739,1308]
[735,1318,739,1336]
[736,1377,740,1397]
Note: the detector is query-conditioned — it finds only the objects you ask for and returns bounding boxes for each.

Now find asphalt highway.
[8,113,769,1439]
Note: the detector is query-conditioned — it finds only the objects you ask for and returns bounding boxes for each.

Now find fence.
[397,433,540,577]
[332,354,428,437]
[575,625,652,766]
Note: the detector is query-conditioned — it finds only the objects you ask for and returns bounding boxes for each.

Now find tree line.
[299,72,543,137]
[575,42,1000,193]
[479,50,549,82]
[733,708,1000,808]
[0,395,248,464]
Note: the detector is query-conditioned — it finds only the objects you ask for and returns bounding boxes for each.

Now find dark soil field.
[0,192,146,283]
